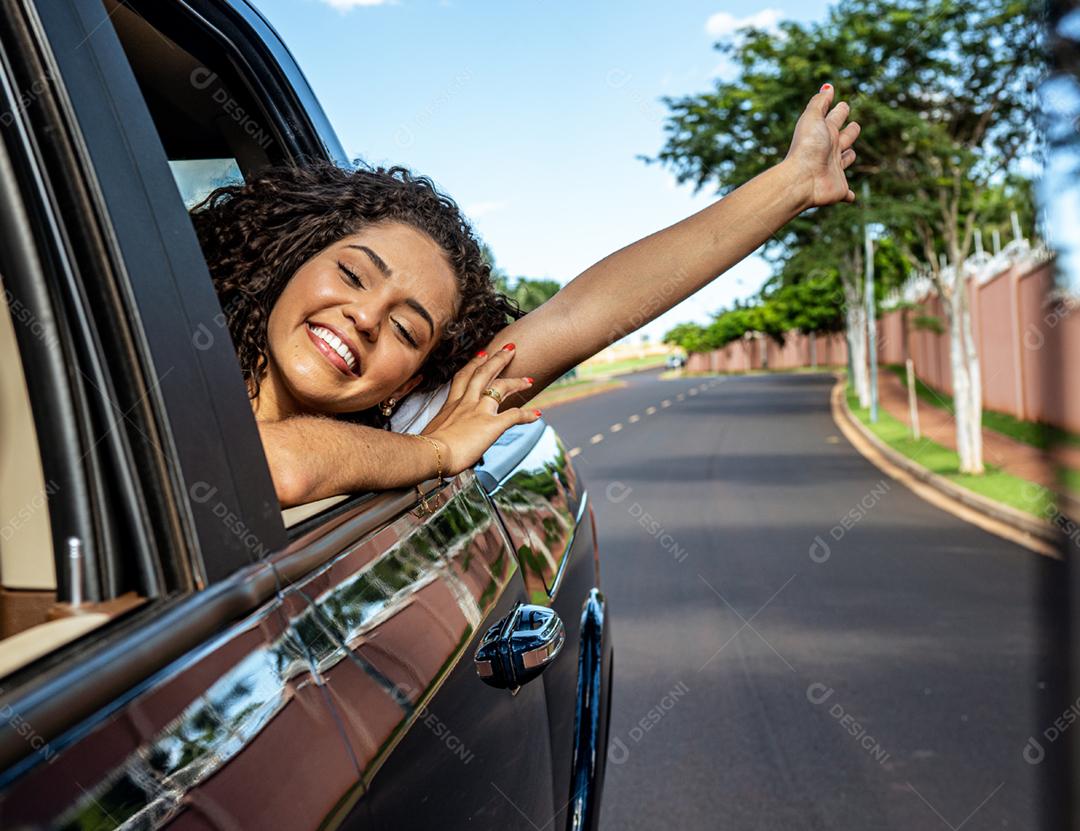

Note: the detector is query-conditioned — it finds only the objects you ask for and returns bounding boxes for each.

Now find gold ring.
[481,387,504,404]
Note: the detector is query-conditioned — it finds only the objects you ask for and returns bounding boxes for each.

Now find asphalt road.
[543,370,1066,831]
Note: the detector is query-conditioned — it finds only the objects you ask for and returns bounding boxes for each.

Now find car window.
[104,1,370,528]
[106,0,285,206]
[0,277,109,677]
[171,158,245,209]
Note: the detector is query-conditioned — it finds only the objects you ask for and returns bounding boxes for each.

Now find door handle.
[474,604,565,690]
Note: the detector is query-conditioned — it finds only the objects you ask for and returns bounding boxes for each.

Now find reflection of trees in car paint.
[280,476,517,780]
[489,428,581,601]
[51,612,321,830]
[37,457,582,829]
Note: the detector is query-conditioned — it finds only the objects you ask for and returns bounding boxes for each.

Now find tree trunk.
[844,285,870,408]
[959,275,984,473]
[944,279,984,474]
[846,304,870,408]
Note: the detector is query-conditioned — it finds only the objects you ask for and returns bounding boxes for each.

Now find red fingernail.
[533,409,542,416]
[525,377,534,384]
[820,83,832,91]
[503,343,516,351]
[475,350,487,357]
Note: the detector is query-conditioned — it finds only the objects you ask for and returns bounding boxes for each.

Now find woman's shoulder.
[390,382,451,434]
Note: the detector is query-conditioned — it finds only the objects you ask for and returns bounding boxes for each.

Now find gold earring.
[381,398,397,417]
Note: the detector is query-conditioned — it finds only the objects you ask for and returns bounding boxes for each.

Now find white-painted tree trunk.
[944,274,984,474]
[844,290,870,408]
[959,276,984,473]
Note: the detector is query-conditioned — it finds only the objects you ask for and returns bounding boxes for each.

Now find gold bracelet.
[413,434,444,515]
[413,434,444,480]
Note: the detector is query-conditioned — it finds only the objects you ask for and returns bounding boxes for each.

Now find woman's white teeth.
[310,325,357,371]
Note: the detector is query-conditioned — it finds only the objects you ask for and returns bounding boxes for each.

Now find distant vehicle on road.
[0,1,612,828]
[666,354,687,369]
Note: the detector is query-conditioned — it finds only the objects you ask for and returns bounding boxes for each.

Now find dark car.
[0,1,612,828]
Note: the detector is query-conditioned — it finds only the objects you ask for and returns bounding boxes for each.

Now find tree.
[504,277,562,313]
[663,322,711,354]
[866,0,1043,474]
[481,242,562,313]
[648,0,1042,472]
[643,0,910,408]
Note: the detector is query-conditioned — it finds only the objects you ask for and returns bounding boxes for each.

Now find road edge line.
[829,375,1060,559]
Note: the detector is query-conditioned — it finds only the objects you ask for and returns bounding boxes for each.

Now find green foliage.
[481,241,561,313]
[760,272,845,335]
[504,277,561,313]
[662,322,711,352]
[651,0,1042,349]
[912,314,945,335]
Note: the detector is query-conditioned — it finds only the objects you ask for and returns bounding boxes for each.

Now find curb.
[831,377,1061,554]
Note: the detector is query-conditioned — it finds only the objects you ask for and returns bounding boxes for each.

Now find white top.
[389,381,451,434]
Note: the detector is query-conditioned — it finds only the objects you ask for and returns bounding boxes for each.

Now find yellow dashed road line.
[565,382,721,461]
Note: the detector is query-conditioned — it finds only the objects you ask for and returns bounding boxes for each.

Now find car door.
[478,423,613,831]
[0,0,358,827]
[273,474,558,828]
[87,0,563,827]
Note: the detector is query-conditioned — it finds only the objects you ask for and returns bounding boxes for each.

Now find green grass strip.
[885,364,1080,451]
[576,355,669,378]
[847,388,1056,518]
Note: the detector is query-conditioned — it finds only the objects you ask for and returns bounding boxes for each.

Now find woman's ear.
[390,374,423,401]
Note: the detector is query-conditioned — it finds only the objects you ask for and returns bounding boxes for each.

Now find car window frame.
[0,0,512,783]
[26,0,289,585]
[0,42,285,765]
[0,58,101,613]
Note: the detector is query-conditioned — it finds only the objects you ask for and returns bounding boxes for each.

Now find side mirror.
[473,604,565,690]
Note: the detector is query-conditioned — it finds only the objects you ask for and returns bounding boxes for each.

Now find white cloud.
[319,0,392,10]
[464,200,508,219]
[705,8,783,38]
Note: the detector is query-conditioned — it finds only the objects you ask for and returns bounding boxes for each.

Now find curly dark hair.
[189,160,522,428]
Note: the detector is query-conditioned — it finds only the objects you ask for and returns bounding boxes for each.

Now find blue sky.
[254,0,835,340]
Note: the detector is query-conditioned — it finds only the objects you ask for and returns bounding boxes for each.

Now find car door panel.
[485,426,582,598]
[276,472,557,829]
[3,1,613,828]
[480,425,613,831]
[0,596,356,830]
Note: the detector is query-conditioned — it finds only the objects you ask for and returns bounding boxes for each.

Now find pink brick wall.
[871,260,1078,431]
[686,332,848,373]
[684,258,1078,432]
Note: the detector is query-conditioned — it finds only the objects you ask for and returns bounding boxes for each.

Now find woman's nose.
[343,301,380,343]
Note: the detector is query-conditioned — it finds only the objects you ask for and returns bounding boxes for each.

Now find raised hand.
[423,345,542,476]
[784,84,861,208]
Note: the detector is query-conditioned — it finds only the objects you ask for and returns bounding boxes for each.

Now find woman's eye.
[338,262,364,289]
[393,319,419,348]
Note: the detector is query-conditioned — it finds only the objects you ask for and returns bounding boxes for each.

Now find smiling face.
[256,221,460,420]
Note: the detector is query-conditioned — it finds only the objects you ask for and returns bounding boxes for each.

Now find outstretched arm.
[487,85,861,395]
[261,347,539,506]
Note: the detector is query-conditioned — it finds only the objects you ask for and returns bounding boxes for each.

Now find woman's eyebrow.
[347,244,435,337]
[405,299,435,338]
[347,244,392,277]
